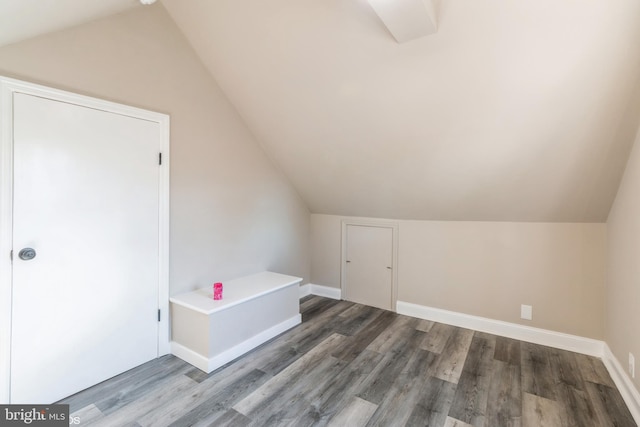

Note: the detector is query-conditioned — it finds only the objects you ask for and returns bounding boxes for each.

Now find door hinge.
[158,309,161,322]
[10,250,13,261]
[158,152,162,165]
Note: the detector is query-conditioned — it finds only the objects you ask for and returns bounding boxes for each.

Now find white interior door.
[344,225,393,310]
[10,93,160,403]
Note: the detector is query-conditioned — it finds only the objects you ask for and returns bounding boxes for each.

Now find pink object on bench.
[213,282,223,300]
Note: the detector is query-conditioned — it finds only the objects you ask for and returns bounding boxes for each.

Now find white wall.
[0,5,311,294]
[311,214,606,339]
[607,123,640,393]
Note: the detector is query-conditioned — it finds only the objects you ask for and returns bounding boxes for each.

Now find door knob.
[18,248,36,261]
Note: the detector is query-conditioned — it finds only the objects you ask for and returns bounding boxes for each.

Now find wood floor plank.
[293,372,364,426]
[59,355,187,412]
[354,351,412,406]
[70,404,105,425]
[152,368,269,427]
[287,316,344,355]
[300,349,385,426]
[207,409,251,427]
[522,392,564,427]
[295,303,350,338]
[575,353,617,388]
[415,318,435,333]
[331,310,397,362]
[346,347,387,377]
[300,294,333,311]
[235,380,314,423]
[366,313,411,354]
[365,348,436,426]
[338,301,370,319]
[367,323,420,355]
[237,361,334,424]
[233,333,345,416]
[585,381,637,427]
[448,334,496,425]
[521,342,556,400]
[184,366,215,384]
[421,322,456,354]
[289,408,323,427]
[332,304,380,336]
[301,297,343,322]
[184,332,289,384]
[355,328,425,405]
[443,417,474,427]
[316,298,355,316]
[300,294,314,303]
[326,396,378,427]
[93,359,193,416]
[392,313,421,329]
[494,336,521,366]
[252,395,313,427]
[430,327,475,384]
[89,374,197,427]
[485,360,522,427]
[549,348,585,390]
[554,384,599,427]
[255,345,301,376]
[405,377,457,427]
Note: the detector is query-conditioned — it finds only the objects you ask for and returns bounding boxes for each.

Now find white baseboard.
[171,341,210,372]
[299,283,311,298]
[309,284,341,300]
[396,301,604,357]
[299,283,341,300]
[602,344,640,424]
[171,314,301,373]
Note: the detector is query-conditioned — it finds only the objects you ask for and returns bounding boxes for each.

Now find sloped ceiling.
[0,0,143,47]
[162,0,640,222]
[2,1,640,222]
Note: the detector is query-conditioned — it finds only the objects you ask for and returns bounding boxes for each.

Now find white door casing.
[341,220,399,311]
[0,77,170,404]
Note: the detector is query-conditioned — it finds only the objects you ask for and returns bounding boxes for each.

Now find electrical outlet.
[629,353,635,379]
[521,304,532,320]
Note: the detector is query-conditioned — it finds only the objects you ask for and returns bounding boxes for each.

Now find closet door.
[10,92,160,403]
[344,224,394,310]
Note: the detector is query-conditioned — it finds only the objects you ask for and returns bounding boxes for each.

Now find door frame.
[341,219,399,311]
[0,76,171,403]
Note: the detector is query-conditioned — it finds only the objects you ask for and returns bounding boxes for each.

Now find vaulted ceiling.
[0,0,141,46]
[4,0,640,222]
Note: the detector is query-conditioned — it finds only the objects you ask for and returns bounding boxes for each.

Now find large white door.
[10,93,160,403]
[344,225,394,310]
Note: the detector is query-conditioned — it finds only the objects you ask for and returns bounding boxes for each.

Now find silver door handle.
[18,248,36,261]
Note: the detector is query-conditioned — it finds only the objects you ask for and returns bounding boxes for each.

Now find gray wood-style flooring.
[60,296,636,426]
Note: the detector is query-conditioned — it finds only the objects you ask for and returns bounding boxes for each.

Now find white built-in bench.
[169,271,302,373]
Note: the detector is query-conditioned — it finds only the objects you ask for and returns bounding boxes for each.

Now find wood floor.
[60,296,636,427]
